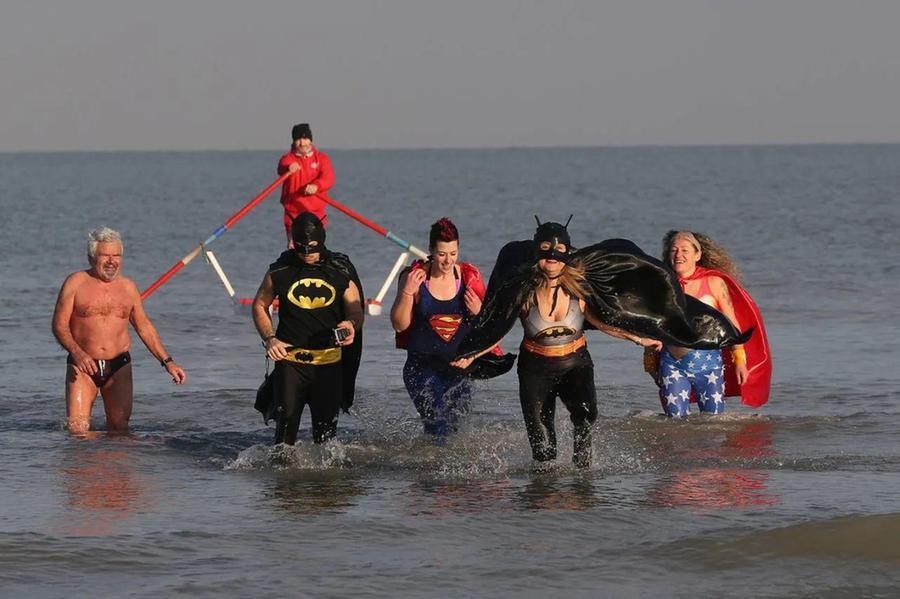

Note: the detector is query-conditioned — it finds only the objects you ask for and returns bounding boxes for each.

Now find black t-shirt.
[270,259,350,349]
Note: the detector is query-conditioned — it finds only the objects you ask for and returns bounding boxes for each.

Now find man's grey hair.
[87,226,123,259]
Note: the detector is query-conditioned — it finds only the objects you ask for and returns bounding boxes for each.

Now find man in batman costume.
[453,217,751,468]
[252,212,364,445]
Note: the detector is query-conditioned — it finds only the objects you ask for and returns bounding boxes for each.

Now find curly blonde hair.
[662,230,741,281]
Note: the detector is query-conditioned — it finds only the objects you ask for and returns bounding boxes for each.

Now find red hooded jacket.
[277,147,335,226]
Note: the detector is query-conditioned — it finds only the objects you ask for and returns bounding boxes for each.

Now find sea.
[1,145,898,598]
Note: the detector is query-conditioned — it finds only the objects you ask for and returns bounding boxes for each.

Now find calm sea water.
[1,145,898,597]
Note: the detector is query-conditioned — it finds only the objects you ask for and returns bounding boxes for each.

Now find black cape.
[255,249,363,421]
[455,238,752,361]
[465,351,516,379]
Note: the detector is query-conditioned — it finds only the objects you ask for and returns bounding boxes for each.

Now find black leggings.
[274,361,343,445]
[517,348,598,463]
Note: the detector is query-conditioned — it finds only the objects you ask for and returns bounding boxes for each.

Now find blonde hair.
[522,258,589,313]
[662,230,741,281]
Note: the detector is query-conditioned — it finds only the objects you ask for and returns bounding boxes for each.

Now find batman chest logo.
[429,314,463,342]
[536,326,576,339]
[287,278,336,309]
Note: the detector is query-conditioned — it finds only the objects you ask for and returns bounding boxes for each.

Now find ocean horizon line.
[2,140,900,155]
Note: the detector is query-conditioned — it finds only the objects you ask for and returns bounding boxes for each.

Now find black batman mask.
[533,216,573,264]
[291,212,327,257]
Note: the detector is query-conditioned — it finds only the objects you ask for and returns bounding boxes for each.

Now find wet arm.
[129,282,186,382]
[253,273,292,360]
[342,281,364,330]
[448,344,496,369]
[711,277,749,382]
[252,273,277,340]
[335,281,364,346]
[583,302,662,350]
[51,275,95,375]
[390,272,416,333]
[51,275,84,355]
[129,282,174,363]
[710,277,741,331]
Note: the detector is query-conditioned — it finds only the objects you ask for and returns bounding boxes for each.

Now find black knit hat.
[291,123,313,141]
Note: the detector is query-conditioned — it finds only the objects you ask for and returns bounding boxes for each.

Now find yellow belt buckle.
[285,346,342,365]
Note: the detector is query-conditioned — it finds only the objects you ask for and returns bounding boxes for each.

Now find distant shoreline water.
[4,140,900,154]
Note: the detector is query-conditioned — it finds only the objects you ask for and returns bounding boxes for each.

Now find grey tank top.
[521,293,586,346]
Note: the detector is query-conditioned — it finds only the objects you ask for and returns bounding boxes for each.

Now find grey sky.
[2,0,899,151]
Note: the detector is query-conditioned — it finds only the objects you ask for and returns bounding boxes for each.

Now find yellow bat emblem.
[287,278,337,309]
[536,326,576,339]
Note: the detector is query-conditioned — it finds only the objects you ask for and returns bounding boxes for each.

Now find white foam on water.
[225,440,351,471]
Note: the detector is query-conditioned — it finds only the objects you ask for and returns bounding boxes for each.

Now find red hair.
[429,217,459,250]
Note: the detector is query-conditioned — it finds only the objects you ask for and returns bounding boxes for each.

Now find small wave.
[656,512,900,564]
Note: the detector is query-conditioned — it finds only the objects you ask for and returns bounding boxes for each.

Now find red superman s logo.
[428,314,463,342]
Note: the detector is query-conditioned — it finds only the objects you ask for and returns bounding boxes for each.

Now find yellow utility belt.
[522,335,586,358]
[282,346,342,366]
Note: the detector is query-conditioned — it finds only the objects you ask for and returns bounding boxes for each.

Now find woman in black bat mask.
[455,218,662,468]
[452,217,750,469]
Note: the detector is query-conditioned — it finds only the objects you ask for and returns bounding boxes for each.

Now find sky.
[2,0,899,151]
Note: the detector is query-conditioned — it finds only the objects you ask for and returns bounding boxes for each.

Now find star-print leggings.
[659,348,725,417]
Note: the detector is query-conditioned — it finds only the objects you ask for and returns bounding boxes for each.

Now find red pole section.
[224,173,291,229]
[141,261,188,300]
[322,197,388,236]
[322,196,428,259]
[141,172,291,300]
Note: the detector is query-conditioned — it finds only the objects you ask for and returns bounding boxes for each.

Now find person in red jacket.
[277,123,335,246]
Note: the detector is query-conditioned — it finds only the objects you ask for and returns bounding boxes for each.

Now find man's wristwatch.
[160,356,174,368]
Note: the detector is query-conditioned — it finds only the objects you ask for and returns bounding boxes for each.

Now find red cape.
[658,266,771,408]
[395,261,503,356]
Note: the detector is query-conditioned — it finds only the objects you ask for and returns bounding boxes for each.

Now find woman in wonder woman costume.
[646,230,771,417]
[453,218,751,468]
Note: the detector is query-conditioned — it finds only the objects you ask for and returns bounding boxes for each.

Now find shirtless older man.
[52,227,186,434]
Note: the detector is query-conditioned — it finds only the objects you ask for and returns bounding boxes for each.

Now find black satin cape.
[455,238,752,361]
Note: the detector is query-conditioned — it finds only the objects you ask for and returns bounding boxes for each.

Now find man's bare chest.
[74,287,131,319]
